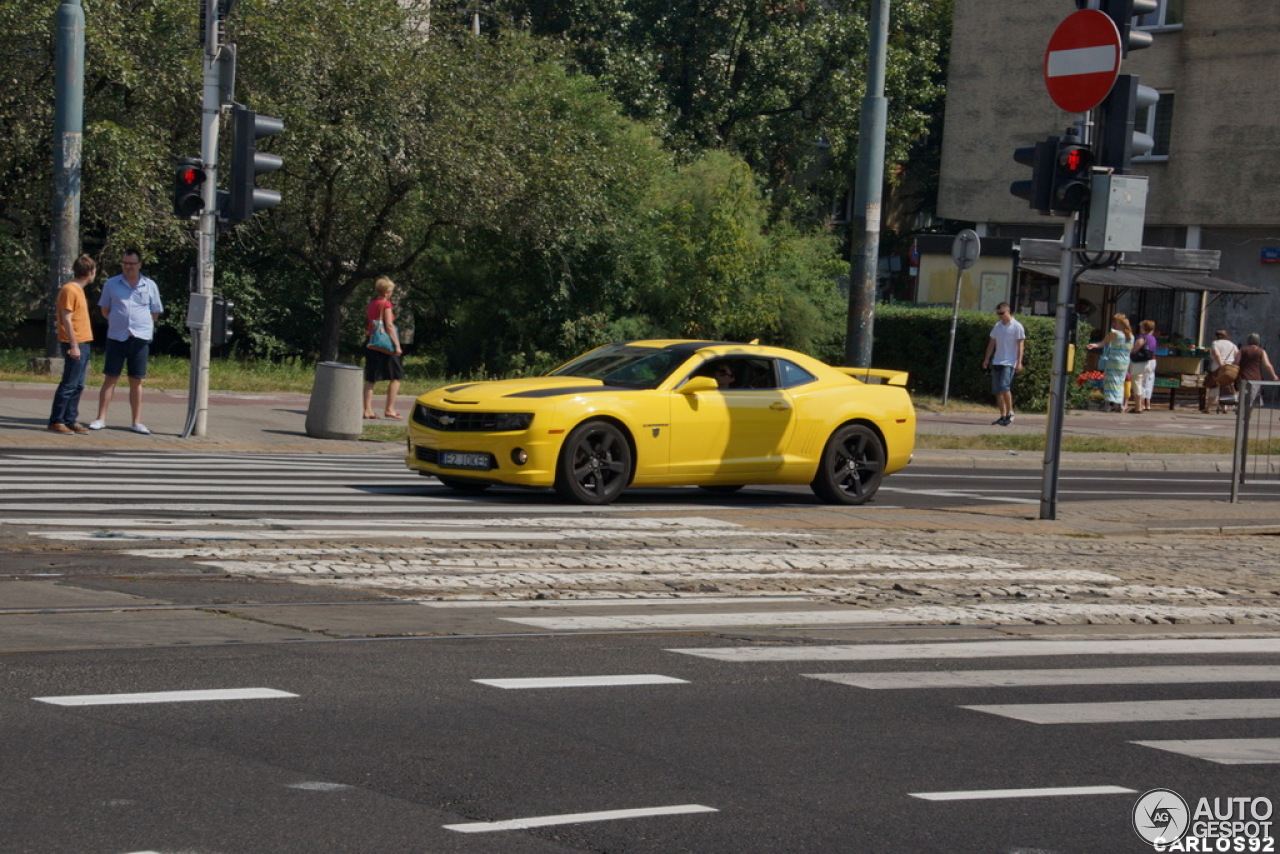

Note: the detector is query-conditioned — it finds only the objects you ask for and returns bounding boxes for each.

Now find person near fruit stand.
[1087,314,1133,412]
[1236,333,1278,407]
[1128,319,1158,413]
[1205,328,1240,413]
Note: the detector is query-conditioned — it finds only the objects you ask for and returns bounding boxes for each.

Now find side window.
[777,359,818,389]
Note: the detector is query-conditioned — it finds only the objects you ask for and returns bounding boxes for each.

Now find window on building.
[1136,0,1182,30]
[1133,93,1174,161]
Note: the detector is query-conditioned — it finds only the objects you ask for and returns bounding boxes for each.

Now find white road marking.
[963,698,1280,724]
[512,603,1280,631]
[425,596,816,608]
[473,675,689,689]
[286,781,357,791]
[443,804,718,833]
[1131,738,1280,765]
[805,666,1280,690]
[33,687,298,706]
[910,785,1135,802]
[669,638,1280,662]
[503,610,922,630]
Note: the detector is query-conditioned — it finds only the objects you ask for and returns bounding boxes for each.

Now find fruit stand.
[1152,345,1209,409]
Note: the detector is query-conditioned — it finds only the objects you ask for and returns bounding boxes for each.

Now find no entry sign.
[1043,9,1122,113]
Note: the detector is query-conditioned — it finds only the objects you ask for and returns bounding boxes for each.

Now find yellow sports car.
[405,340,914,505]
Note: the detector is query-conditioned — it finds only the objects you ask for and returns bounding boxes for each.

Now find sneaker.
[88,419,106,430]
[991,416,1006,426]
[47,423,73,434]
[131,422,151,435]
[70,424,90,434]
[1004,412,1015,425]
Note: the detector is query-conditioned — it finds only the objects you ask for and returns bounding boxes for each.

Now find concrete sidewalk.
[0,378,1244,466]
[1,379,1277,543]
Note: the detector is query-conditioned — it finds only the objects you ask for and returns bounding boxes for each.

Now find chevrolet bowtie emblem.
[438,414,455,425]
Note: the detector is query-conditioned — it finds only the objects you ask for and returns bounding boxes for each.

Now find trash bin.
[305,361,363,440]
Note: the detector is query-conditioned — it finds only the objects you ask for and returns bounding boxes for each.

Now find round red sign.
[1043,9,1122,113]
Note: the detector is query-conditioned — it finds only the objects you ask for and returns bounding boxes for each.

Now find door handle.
[769,401,791,411]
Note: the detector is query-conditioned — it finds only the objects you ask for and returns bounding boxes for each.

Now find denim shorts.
[990,364,1015,395]
[103,336,150,379]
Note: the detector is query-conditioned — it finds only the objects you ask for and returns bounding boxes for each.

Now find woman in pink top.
[363,277,404,419]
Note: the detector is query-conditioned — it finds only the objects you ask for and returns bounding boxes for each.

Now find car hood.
[422,377,622,406]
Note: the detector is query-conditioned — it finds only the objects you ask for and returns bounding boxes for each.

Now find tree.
[232,3,666,360]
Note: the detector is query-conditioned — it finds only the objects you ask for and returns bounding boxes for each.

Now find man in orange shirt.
[47,254,97,434]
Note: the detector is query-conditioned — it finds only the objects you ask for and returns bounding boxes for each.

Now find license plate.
[439,451,493,470]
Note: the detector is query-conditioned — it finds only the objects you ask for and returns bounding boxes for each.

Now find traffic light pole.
[184,12,224,439]
[1039,213,1079,521]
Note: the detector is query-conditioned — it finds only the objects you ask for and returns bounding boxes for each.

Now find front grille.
[413,405,531,432]
[415,446,439,463]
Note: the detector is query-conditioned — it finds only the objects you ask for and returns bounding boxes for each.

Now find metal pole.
[188,4,222,437]
[48,0,85,360]
[941,268,964,407]
[1039,216,1078,520]
[845,0,889,368]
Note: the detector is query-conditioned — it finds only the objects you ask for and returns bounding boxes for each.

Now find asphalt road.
[5,630,1277,853]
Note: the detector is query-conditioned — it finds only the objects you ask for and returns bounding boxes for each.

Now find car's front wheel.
[554,420,632,505]
[810,423,885,505]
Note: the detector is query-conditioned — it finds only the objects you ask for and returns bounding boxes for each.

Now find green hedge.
[871,304,1092,412]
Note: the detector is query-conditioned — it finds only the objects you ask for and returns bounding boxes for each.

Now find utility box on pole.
[1086,173,1148,253]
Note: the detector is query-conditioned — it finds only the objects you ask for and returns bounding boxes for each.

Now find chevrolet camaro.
[405,340,915,505]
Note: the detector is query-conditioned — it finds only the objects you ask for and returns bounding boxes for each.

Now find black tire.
[698,485,744,494]
[810,423,886,505]
[436,475,491,493]
[554,420,633,505]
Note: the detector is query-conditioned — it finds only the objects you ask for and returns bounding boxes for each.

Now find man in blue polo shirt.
[88,248,163,435]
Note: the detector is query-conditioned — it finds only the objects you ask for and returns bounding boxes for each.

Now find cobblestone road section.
[109,519,1280,627]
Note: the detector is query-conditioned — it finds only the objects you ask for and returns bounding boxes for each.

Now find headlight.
[485,412,533,431]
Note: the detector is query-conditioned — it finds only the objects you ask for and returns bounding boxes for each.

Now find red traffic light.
[1057,143,1094,176]
[179,166,205,187]
[173,157,207,219]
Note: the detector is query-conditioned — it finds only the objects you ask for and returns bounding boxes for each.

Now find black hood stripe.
[503,385,630,399]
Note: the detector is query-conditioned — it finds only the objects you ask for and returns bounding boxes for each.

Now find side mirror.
[679,376,720,395]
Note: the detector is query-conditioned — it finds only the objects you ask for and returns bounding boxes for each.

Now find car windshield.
[550,346,686,389]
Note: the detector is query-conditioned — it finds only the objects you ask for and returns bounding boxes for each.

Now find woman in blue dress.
[1088,314,1134,412]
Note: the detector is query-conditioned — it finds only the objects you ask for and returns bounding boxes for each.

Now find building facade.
[936,0,1280,347]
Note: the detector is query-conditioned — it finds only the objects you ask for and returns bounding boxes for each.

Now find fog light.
[511,448,529,466]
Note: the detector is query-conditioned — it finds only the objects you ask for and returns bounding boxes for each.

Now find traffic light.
[1051,139,1094,213]
[1011,138,1056,214]
[211,296,234,347]
[1099,0,1158,56]
[228,104,283,223]
[1097,74,1159,173]
[173,157,206,219]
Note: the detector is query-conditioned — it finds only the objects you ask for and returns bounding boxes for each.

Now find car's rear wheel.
[436,475,491,493]
[554,420,632,505]
[810,423,885,505]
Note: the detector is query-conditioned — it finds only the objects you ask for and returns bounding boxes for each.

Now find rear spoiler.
[835,367,909,387]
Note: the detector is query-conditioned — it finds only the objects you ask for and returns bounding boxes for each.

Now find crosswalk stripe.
[962,698,1280,724]
[908,785,1136,802]
[1131,738,1280,765]
[33,688,298,706]
[503,610,934,630]
[804,665,1280,690]
[668,638,1280,661]
[443,804,718,833]
[473,675,689,689]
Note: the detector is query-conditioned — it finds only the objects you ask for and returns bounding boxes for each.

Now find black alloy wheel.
[810,423,885,505]
[554,420,633,505]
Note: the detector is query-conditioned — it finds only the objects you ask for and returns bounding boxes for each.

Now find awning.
[1020,261,1267,295]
